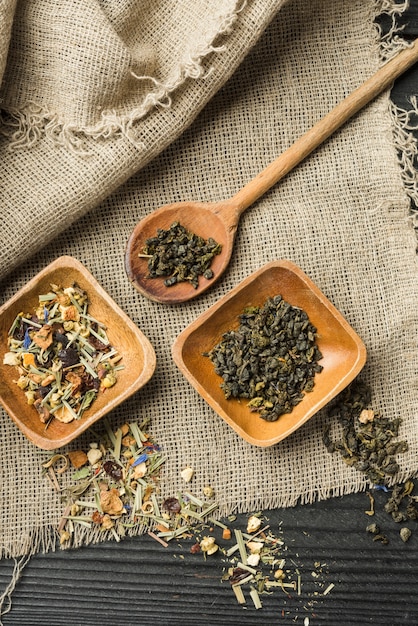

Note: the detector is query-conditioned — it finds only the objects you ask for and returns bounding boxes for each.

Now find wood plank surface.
[1,4,418,625]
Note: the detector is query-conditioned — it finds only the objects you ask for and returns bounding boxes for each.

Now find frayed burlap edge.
[0,1,245,154]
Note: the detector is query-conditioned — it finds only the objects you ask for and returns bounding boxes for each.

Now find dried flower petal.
[229,567,251,585]
[132,461,147,479]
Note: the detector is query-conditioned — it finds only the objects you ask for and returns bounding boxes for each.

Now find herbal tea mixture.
[43,418,333,616]
[3,283,122,425]
[204,295,323,421]
[140,221,222,288]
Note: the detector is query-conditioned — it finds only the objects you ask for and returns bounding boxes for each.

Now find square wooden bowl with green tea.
[0,256,156,450]
[172,260,367,447]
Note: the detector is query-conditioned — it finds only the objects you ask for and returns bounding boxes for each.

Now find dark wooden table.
[1,6,418,625]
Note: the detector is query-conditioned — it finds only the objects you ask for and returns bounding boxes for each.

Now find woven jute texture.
[1,0,418,560]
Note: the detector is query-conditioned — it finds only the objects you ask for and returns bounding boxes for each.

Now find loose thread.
[0,554,32,625]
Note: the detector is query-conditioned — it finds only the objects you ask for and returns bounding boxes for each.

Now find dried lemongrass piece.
[43,453,69,474]
[249,587,262,609]
[323,583,335,596]
[236,562,258,575]
[234,529,248,565]
[232,584,246,605]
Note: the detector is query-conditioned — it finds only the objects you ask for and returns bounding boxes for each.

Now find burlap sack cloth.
[1,0,418,566]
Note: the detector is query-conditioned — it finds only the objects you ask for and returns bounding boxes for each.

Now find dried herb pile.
[141,221,222,288]
[44,418,166,545]
[44,418,333,616]
[205,295,323,421]
[4,283,122,425]
[323,380,418,545]
[323,381,408,485]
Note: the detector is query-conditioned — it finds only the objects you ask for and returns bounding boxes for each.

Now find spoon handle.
[229,38,418,213]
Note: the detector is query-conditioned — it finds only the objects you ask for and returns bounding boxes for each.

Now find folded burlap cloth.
[1,0,418,564]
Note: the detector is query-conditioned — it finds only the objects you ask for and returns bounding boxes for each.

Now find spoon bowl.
[125,200,240,304]
[125,41,418,304]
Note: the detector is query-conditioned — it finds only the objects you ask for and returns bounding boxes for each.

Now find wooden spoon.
[125,40,418,305]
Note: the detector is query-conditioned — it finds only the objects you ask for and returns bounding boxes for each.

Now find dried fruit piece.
[181,467,194,483]
[203,485,215,498]
[87,447,102,465]
[103,460,123,481]
[163,497,181,514]
[247,541,263,554]
[247,553,260,567]
[222,528,232,540]
[100,488,124,516]
[32,325,53,350]
[247,515,262,533]
[54,405,74,423]
[68,450,88,469]
[200,536,218,555]
[190,543,201,554]
[22,353,35,367]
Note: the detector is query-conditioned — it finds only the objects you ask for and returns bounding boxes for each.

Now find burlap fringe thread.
[1,0,418,622]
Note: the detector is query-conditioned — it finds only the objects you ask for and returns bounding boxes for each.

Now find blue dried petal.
[132,453,148,466]
[373,485,389,492]
[44,306,49,322]
[23,329,31,349]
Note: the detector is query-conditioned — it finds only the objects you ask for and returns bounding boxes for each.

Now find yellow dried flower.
[59,530,71,545]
